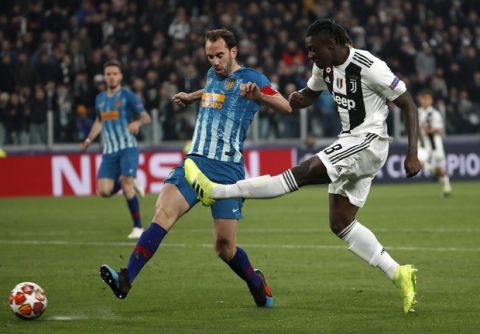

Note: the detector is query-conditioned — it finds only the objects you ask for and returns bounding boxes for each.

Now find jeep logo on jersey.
[333,93,356,110]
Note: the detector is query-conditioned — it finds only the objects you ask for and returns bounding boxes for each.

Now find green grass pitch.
[1,181,479,333]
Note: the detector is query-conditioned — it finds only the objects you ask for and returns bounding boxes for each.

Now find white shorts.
[419,134,446,169]
[317,133,389,208]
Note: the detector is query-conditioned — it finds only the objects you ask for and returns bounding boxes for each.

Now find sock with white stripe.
[212,170,299,199]
[339,220,399,280]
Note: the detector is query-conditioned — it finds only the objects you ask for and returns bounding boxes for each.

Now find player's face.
[305,35,335,68]
[419,94,433,108]
[205,39,237,77]
[104,66,123,89]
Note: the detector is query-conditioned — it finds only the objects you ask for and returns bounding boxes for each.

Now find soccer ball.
[8,282,47,320]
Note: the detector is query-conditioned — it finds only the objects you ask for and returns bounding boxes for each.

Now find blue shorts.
[97,147,139,180]
[165,154,245,220]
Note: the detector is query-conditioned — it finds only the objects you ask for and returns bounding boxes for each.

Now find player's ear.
[230,46,238,59]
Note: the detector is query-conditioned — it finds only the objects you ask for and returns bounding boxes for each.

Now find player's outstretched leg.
[184,158,217,206]
[99,265,131,299]
[185,158,297,203]
[393,264,418,313]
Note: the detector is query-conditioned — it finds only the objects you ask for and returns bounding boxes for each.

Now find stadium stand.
[0,0,479,146]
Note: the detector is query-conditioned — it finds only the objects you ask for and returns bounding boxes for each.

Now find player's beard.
[107,82,120,92]
[216,55,233,77]
[225,56,233,76]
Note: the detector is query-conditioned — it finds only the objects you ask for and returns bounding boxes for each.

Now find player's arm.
[128,111,151,135]
[288,64,325,109]
[240,82,291,113]
[81,117,102,150]
[172,89,204,108]
[288,87,322,109]
[392,91,422,178]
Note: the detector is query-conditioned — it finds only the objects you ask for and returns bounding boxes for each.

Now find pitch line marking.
[47,315,89,321]
[7,227,480,237]
[1,239,480,252]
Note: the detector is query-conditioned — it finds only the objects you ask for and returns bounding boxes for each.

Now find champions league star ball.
[8,282,47,320]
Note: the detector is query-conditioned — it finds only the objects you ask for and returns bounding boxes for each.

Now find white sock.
[339,220,399,280]
[212,170,299,199]
[439,175,451,192]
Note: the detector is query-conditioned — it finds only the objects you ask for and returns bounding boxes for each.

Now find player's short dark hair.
[306,18,352,46]
[418,89,433,96]
[205,29,238,49]
[103,60,123,73]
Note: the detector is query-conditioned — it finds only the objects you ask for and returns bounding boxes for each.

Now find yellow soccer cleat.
[184,158,216,207]
[393,264,418,313]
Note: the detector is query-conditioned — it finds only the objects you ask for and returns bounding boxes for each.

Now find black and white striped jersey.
[418,106,444,151]
[307,47,406,138]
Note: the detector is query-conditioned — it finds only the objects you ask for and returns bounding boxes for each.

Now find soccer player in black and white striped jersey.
[417,90,452,196]
[185,19,422,313]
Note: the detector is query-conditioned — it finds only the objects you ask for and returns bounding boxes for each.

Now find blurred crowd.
[0,0,479,146]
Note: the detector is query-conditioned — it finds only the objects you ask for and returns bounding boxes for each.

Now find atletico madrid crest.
[224,78,236,90]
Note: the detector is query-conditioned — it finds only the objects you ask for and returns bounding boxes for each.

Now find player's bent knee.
[98,189,113,198]
[214,238,235,261]
[329,219,343,235]
[329,212,354,236]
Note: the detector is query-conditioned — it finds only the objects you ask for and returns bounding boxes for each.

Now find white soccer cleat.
[127,227,144,239]
[133,179,145,197]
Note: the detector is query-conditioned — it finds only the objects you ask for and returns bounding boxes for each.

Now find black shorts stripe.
[330,135,377,164]
[329,134,378,164]
[329,133,376,161]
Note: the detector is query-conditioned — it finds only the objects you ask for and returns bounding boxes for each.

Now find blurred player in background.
[417,90,452,196]
[81,60,151,239]
[186,19,421,313]
[100,29,292,307]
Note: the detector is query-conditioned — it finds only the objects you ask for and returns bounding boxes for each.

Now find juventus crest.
[349,79,357,93]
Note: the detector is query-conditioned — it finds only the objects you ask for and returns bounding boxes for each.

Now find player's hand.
[404,153,422,178]
[81,138,91,151]
[172,92,192,107]
[240,82,261,100]
[128,121,141,135]
[289,91,305,109]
